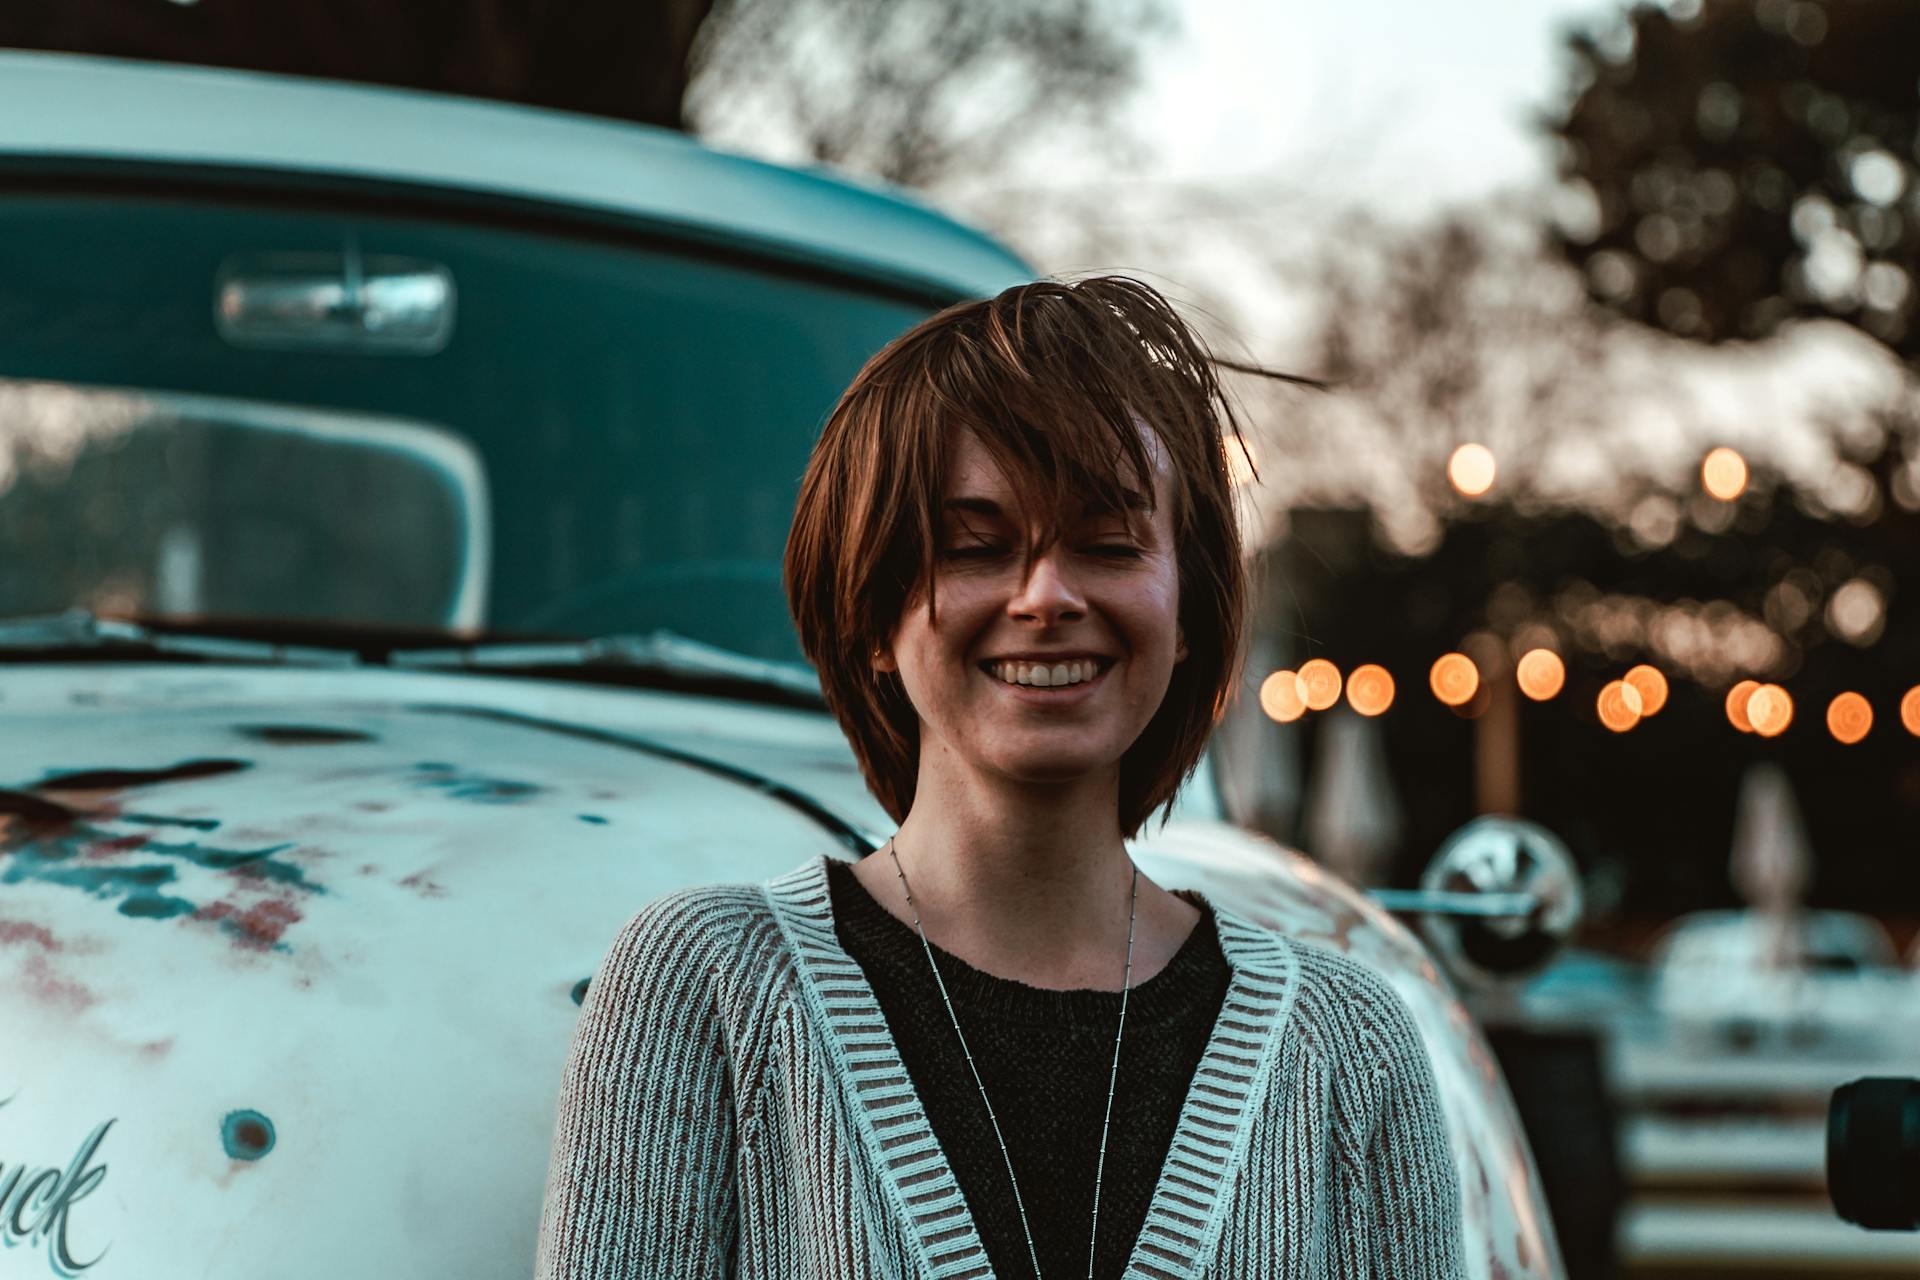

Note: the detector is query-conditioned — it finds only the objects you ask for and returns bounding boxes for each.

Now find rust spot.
[0,918,58,950]
[353,801,393,813]
[195,898,302,950]
[38,758,250,791]
[358,864,379,875]
[20,952,96,1012]
[85,834,149,860]
[234,724,375,745]
[140,1037,174,1058]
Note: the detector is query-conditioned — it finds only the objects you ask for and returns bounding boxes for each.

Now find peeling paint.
[576,814,608,825]
[36,758,250,791]
[408,761,541,804]
[120,812,221,831]
[234,724,376,745]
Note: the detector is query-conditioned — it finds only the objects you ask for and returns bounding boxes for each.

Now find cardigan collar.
[764,853,1301,1280]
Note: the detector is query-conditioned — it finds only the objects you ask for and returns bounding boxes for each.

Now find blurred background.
[2,0,1918,1275]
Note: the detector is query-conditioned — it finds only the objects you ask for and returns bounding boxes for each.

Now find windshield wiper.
[389,629,824,702]
[0,609,362,666]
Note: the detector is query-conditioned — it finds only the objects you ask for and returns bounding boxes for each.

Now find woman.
[535,276,1466,1278]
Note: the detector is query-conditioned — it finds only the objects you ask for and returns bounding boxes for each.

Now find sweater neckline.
[765,852,1301,1280]
[823,853,1224,1028]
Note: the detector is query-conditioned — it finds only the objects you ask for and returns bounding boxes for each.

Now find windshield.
[0,190,939,664]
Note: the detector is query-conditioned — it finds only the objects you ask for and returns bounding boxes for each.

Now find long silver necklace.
[885,836,1138,1280]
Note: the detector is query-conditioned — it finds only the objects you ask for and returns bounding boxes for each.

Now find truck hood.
[0,663,1557,1280]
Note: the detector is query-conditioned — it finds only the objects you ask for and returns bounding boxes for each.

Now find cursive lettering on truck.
[0,1098,112,1275]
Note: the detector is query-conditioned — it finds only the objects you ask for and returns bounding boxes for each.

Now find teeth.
[988,660,1101,687]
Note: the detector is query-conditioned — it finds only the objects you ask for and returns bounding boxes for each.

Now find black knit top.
[825,856,1232,1280]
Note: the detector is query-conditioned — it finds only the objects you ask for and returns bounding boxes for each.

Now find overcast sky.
[1124,0,1612,208]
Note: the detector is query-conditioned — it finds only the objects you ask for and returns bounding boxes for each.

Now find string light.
[1447,443,1498,497]
[1298,658,1343,711]
[1827,692,1872,745]
[1346,664,1395,716]
[1516,649,1566,701]
[1748,684,1793,738]
[1430,653,1481,706]
[1623,665,1668,717]
[1597,680,1644,732]
[1259,670,1305,723]
[1726,679,1761,733]
[1702,447,1748,500]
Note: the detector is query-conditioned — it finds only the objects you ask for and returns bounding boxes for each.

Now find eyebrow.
[943,490,1150,518]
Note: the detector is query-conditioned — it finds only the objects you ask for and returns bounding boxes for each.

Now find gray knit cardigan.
[535,854,1467,1278]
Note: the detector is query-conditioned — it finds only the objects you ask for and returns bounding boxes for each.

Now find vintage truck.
[0,49,1564,1278]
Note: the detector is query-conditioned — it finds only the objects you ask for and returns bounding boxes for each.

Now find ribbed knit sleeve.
[1331,987,1467,1279]
[535,890,743,1279]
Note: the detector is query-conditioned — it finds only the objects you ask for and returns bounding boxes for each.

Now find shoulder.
[1275,932,1430,1075]
[589,880,776,1014]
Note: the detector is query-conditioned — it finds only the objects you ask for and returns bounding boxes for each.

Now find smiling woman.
[537,276,1468,1280]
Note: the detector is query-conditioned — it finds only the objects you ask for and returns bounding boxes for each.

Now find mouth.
[977,656,1116,701]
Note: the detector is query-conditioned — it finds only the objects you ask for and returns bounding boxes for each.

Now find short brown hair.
[783,276,1255,839]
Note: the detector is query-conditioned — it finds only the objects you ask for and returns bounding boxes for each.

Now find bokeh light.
[1826,692,1872,745]
[1597,679,1644,732]
[1623,664,1669,717]
[1298,658,1343,711]
[1516,648,1566,701]
[1747,683,1793,738]
[1346,664,1395,717]
[1430,653,1481,706]
[1726,679,1761,733]
[1902,686,1920,737]
[1259,670,1305,723]
[1447,443,1498,497]
[1702,446,1748,500]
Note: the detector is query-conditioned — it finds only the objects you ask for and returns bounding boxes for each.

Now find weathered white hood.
[0,663,1559,1280]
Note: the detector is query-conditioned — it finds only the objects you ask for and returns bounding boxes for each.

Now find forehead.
[942,425,1172,517]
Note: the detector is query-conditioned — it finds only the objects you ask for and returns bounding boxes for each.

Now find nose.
[1006,543,1087,626]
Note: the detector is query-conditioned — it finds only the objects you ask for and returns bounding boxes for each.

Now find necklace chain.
[885,837,1139,1280]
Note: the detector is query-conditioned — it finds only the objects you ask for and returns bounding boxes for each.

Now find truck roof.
[0,50,1032,301]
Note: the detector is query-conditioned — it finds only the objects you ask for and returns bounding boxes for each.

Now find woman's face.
[873,428,1188,788]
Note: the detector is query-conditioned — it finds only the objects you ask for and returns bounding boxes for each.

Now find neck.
[863,757,1157,990]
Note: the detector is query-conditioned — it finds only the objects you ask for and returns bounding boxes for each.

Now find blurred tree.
[0,0,1166,189]
[0,0,713,128]
[688,0,1170,188]
[1547,0,1920,362]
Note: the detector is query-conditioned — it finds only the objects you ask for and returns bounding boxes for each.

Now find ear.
[870,644,897,674]
[1174,627,1188,663]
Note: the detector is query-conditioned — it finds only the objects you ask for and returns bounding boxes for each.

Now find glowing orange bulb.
[1702,447,1749,501]
[1347,664,1395,716]
[1726,679,1761,733]
[1259,670,1306,723]
[1748,684,1793,738]
[1515,649,1565,701]
[1903,687,1920,737]
[1597,679,1644,732]
[1623,664,1669,717]
[1430,653,1481,707]
[1298,658,1343,711]
[1448,443,1497,497]
[1827,692,1872,744]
